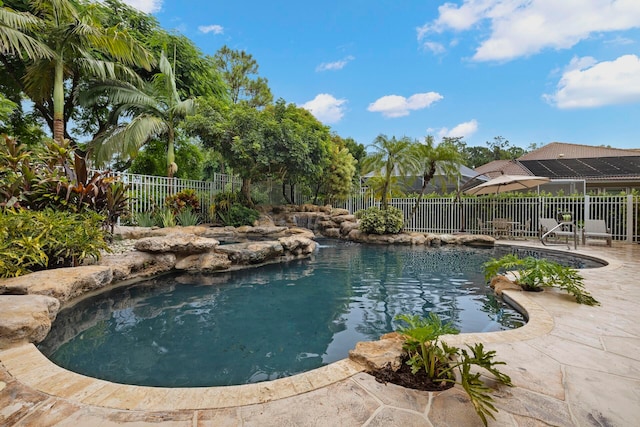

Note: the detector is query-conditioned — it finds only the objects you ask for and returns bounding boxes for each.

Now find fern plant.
[483,254,599,306]
[395,313,512,427]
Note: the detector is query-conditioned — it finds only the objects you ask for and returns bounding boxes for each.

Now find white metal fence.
[109,171,639,242]
[334,194,640,242]
[108,171,242,222]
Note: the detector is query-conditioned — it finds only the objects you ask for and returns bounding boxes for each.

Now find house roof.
[472,142,640,184]
[474,160,532,178]
[519,142,640,161]
[519,156,640,181]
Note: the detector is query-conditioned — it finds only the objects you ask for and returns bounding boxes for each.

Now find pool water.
[39,242,597,387]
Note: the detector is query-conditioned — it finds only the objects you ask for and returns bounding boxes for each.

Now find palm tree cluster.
[362,134,463,212]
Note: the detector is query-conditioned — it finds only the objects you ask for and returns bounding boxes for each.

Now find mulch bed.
[370,357,454,392]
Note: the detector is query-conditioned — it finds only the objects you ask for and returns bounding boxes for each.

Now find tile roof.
[474,160,533,178]
[519,142,640,161]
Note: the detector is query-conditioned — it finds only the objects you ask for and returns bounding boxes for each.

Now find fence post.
[627,194,634,243]
[584,195,590,221]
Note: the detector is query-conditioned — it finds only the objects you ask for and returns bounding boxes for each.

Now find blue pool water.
[38,242,601,387]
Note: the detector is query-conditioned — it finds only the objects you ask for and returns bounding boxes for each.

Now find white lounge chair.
[582,219,612,247]
[539,218,574,243]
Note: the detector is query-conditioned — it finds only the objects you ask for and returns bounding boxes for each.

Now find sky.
[122,0,640,151]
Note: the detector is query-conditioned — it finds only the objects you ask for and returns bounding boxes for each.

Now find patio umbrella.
[464,174,550,196]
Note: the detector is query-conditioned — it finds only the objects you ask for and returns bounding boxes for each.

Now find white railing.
[362,195,638,242]
[107,171,242,222]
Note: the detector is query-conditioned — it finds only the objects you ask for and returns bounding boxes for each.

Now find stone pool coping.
[0,284,556,411]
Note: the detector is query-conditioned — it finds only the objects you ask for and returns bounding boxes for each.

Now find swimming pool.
[38,241,601,387]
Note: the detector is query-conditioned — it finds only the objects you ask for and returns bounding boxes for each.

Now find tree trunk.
[53,57,65,143]
[167,126,176,178]
[242,178,254,207]
[282,182,292,204]
[408,162,437,223]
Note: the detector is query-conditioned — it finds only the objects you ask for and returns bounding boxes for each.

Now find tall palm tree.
[82,52,195,178]
[2,0,153,143]
[408,135,462,219]
[361,134,417,209]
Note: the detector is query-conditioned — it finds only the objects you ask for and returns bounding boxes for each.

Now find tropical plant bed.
[370,358,454,392]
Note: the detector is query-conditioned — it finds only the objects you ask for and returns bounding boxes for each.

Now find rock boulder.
[134,232,219,254]
[349,332,406,372]
[0,266,113,303]
[99,252,176,281]
[0,295,60,348]
[175,252,232,272]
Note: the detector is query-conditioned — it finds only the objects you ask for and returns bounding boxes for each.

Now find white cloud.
[435,119,479,140]
[120,0,162,14]
[422,41,446,55]
[367,92,443,118]
[418,0,640,62]
[316,55,355,72]
[545,54,640,109]
[199,25,224,35]
[300,94,347,124]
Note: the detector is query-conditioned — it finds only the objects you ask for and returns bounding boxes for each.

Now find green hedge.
[357,206,404,235]
[0,209,109,278]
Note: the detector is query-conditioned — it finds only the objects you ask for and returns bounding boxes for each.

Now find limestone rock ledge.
[0,295,60,348]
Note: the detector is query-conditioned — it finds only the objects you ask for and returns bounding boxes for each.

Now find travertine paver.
[1,241,640,426]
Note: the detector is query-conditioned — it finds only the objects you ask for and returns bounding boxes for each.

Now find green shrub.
[0,208,109,277]
[357,206,404,234]
[217,203,260,227]
[175,207,201,226]
[210,192,259,226]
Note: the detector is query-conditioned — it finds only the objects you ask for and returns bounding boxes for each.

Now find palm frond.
[0,8,53,59]
[23,60,56,102]
[81,81,159,111]
[89,115,167,167]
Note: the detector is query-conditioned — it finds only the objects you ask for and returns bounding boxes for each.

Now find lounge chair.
[539,218,574,243]
[582,219,612,247]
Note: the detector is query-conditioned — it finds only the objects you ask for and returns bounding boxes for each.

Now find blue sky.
[123,0,640,151]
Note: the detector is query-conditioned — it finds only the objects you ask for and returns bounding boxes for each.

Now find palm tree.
[408,135,462,219]
[82,52,195,178]
[2,0,153,143]
[361,134,417,209]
